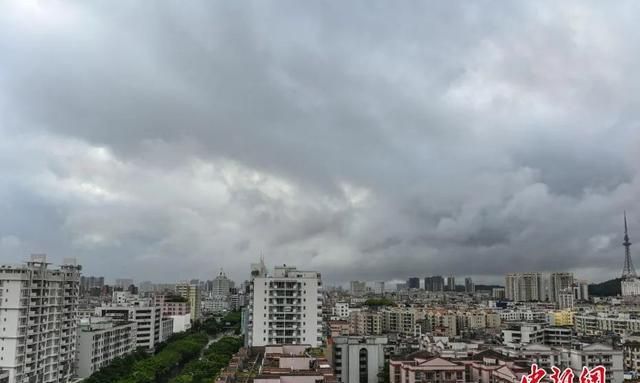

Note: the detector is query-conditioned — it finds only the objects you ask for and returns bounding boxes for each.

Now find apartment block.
[95,302,162,351]
[0,255,81,383]
[76,318,137,378]
[246,263,323,347]
[505,273,544,301]
[549,272,574,303]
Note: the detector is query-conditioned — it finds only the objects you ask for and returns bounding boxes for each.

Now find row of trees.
[83,349,150,383]
[84,332,208,383]
[363,297,395,307]
[117,332,209,383]
[85,311,242,383]
[170,336,243,383]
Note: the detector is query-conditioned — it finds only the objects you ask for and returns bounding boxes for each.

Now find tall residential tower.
[246,262,323,347]
[0,255,81,383]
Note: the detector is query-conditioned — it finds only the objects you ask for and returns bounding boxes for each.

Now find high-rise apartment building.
[424,276,444,292]
[176,282,201,322]
[573,280,589,301]
[211,269,234,297]
[447,275,456,291]
[246,263,323,347]
[505,272,544,301]
[464,277,474,293]
[80,276,104,295]
[406,277,420,290]
[0,255,81,383]
[349,281,366,296]
[549,272,574,302]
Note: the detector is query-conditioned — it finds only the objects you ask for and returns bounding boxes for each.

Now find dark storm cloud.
[0,1,639,284]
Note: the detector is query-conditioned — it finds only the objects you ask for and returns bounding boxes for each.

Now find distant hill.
[588,278,622,296]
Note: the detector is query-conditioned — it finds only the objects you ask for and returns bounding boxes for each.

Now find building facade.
[331,336,388,383]
[407,278,420,290]
[424,276,444,292]
[246,263,323,347]
[211,269,234,297]
[549,272,574,302]
[76,318,137,378]
[505,272,544,301]
[0,255,81,383]
[95,302,162,351]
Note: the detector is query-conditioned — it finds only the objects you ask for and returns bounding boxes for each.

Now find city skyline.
[1,1,640,285]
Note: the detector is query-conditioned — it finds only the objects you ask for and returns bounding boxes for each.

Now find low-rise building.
[575,313,640,336]
[390,354,466,383]
[252,344,336,383]
[328,320,351,337]
[546,310,574,326]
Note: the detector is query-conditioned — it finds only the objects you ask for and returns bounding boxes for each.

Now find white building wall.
[0,256,81,383]
[77,319,137,378]
[248,266,322,347]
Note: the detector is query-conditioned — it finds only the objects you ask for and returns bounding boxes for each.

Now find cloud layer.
[1,1,639,285]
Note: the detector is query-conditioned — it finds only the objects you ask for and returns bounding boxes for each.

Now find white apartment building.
[331,336,388,383]
[246,263,323,347]
[502,323,573,348]
[332,302,350,319]
[202,296,229,314]
[95,302,162,351]
[0,255,81,383]
[573,280,589,301]
[575,313,640,336]
[505,273,544,301]
[502,324,545,347]
[211,270,234,297]
[76,318,137,378]
[499,309,547,322]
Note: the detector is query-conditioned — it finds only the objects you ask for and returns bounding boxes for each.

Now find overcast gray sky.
[1,1,639,285]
